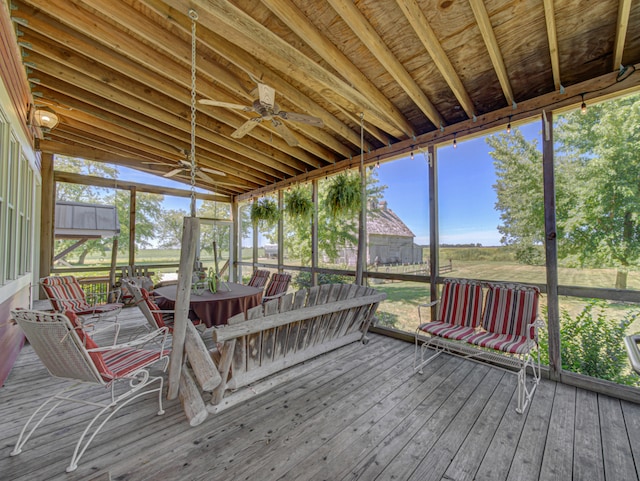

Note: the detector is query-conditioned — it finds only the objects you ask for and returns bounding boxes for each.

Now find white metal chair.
[121,278,176,332]
[40,275,123,323]
[9,309,169,473]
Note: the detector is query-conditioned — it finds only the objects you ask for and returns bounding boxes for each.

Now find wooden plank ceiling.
[7,0,640,200]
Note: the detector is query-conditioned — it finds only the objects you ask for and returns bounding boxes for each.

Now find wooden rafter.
[468,0,515,107]
[613,0,633,70]
[327,0,445,129]
[543,0,562,91]
[171,0,412,139]
[259,0,412,142]
[395,0,475,119]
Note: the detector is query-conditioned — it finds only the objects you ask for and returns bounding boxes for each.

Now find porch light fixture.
[507,115,512,134]
[33,107,59,131]
[580,94,587,115]
[453,133,457,149]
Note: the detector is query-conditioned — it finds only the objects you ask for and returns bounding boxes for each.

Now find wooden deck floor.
[1,307,639,481]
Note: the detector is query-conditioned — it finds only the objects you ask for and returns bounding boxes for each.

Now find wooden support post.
[39,153,54,294]
[356,150,366,286]
[108,238,118,303]
[311,179,319,287]
[278,190,284,272]
[179,364,208,426]
[542,110,562,381]
[184,320,222,391]
[128,186,136,267]
[428,145,439,320]
[167,216,199,400]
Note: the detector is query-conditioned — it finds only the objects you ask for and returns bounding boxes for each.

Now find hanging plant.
[325,172,361,218]
[250,197,280,229]
[284,186,313,220]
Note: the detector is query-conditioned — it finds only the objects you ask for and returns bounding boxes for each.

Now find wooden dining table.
[153,282,263,328]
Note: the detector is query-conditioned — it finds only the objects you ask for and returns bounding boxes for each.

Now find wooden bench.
[207,283,386,413]
[414,279,544,414]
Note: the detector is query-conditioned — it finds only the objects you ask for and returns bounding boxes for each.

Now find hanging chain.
[189,9,198,217]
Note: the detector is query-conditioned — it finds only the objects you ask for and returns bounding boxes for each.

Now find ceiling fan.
[163,158,226,184]
[199,83,323,147]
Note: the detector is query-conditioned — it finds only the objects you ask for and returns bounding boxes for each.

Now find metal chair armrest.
[417,299,439,324]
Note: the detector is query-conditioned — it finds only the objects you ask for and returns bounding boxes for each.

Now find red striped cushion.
[437,280,483,328]
[248,270,270,288]
[102,348,169,378]
[265,273,291,298]
[65,310,113,381]
[43,276,91,312]
[140,288,170,331]
[482,284,539,337]
[419,321,476,341]
[466,331,534,354]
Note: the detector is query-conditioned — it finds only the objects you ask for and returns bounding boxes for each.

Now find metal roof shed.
[55,201,120,239]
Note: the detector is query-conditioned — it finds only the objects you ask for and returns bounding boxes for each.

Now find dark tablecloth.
[153,282,263,328]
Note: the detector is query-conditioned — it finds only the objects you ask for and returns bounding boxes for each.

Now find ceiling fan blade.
[271,119,298,147]
[257,83,276,108]
[278,111,324,127]
[195,170,216,184]
[164,168,183,178]
[199,99,252,111]
[231,117,262,139]
[201,167,227,176]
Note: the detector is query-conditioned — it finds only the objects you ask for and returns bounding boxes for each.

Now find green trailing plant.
[324,172,361,218]
[284,186,313,220]
[250,198,280,230]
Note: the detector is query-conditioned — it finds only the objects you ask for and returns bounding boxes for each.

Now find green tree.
[487,93,640,286]
[155,209,189,249]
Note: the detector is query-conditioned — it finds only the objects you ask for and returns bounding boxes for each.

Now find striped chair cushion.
[42,276,91,312]
[248,270,270,288]
[65,310,113,381]
[481,284,540,337]
[419,321,476,341]
[437,280,483,328]
[264,273,291,298]
[102,348,168,379]
[466,331,535,354]
[140,288,172,331]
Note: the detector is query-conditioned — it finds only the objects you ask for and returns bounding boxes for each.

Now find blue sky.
[115,120,541,247]
[377,120,541,246]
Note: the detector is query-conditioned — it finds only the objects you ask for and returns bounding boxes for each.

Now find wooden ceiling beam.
[613,0,632,70]
[33,84,284,184]
[141,0,374,151]
[259,0,413,140]
[542,0,562,91]
[53,170,228,202]
[395,0,476,119]
[52,122,253,191]
[47,134,240,196]
[29,64,307,178]
[24,38,332,172]
[17,5,336,170]
[31,96,270,186]
[72,0,339,164]
[468,0,516,107]
[169,0,411,140]
[327,0,444,128]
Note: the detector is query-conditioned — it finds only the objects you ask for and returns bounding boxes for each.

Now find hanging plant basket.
[284,186,313,220]
[325,172,361,218]
[250,198,280,229]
